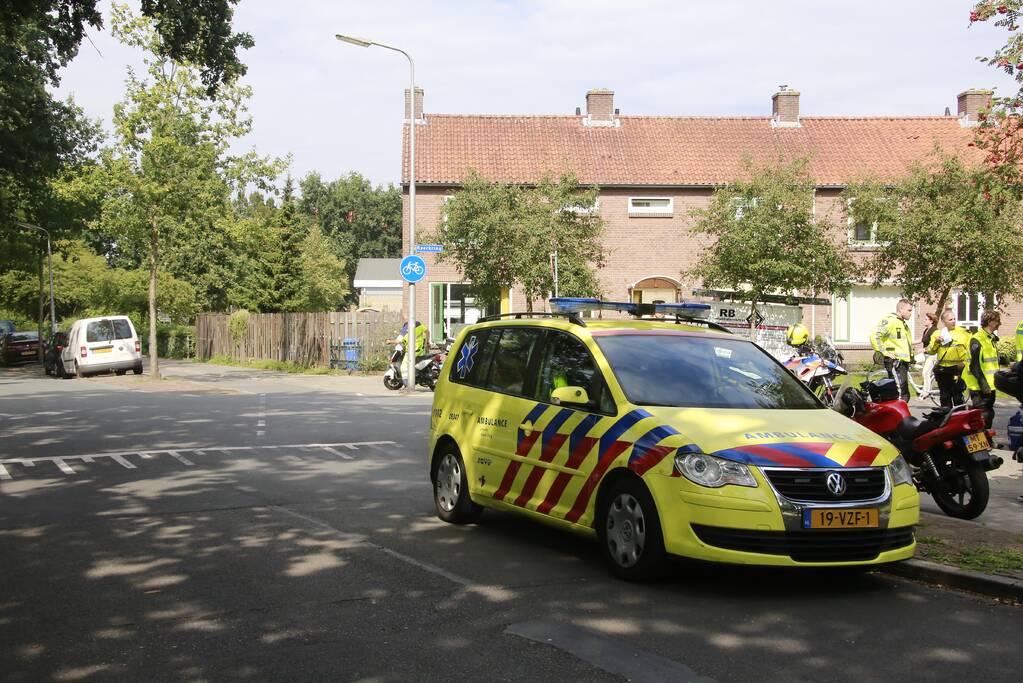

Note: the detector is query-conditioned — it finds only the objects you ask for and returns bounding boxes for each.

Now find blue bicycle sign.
[400,255,427,283]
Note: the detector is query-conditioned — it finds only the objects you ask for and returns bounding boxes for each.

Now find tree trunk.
[37,250,44,362]
[149,216,160,379]
[934,286,952,320]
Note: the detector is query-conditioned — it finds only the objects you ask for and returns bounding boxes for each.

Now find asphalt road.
[1,361,1021,682]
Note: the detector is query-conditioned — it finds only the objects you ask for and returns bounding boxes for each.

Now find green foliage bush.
[0,309,36,331]
[229,309,250,346]
[996,338,1017,365]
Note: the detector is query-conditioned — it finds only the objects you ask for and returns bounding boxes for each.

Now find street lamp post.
[336,33,418,394]
[16,222,56,336]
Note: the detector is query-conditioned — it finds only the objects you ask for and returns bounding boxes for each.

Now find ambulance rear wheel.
[598,477,666,582]
[432,444,482,524]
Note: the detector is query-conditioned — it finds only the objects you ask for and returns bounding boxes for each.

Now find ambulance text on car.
[428,298,919,580]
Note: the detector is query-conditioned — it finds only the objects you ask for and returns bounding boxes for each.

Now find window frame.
[628,196,674,216]
[730,196,760,220]
[953,292,996,330]
[845,197,880,249]
[448,326,545,400]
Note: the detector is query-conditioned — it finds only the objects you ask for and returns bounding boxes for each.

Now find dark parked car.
[43,331,69,376]
[0,331,41,365]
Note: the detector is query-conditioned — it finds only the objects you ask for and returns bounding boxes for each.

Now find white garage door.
[833,286,912,344]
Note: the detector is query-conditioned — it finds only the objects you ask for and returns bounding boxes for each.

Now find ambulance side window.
[534,331,613,414]
[486,328,542,398]
[449,330,498,388]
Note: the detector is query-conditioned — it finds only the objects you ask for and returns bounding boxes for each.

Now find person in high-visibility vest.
[963,310,1001,429]
[1016,319,1023,362]
[785,318,812,356]
[387,319,428,358]
[927,308,970,408]
[872,298,914,401]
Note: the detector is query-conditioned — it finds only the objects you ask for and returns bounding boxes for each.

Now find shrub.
[996,338,1017,365]
[229,310,250,347]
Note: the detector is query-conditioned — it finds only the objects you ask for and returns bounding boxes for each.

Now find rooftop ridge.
[418,113,961,122]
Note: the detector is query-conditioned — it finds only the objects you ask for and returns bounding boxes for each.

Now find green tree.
[298,172,402,303]
[59,5,278,377]
[687,158,855,340]
[1,0,250,263]
[297,225,349,311]
[264,178,307,312]
[844,151,1023,315]
[434,170,605,311]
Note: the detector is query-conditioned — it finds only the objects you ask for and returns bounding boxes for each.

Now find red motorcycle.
[833,378,1003,519]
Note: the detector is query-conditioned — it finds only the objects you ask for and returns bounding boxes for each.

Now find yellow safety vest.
[963,329,999,392]
[926,326,970,367]
[873,313,912,362]
[1016,320,1022,362]
[786,323,809,347]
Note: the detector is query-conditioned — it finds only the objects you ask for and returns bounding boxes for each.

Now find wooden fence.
[195,310,404,369]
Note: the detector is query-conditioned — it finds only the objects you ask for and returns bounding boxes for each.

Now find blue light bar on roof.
[549,297,711,318]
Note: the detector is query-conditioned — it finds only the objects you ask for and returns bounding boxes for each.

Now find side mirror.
[551,385,589,406]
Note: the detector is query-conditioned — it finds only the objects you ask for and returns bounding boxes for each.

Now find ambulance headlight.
[888,455,913,487]
[675,452,757,488]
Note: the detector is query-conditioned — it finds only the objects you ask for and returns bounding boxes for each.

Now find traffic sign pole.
[399,256,427,391]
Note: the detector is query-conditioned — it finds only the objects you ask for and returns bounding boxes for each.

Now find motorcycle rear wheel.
[927,459,989,520]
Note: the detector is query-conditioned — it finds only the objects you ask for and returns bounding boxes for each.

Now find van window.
[86,319,133,343]
[449,330,498,388]
[486,328,542,397]
[535,331,614,414]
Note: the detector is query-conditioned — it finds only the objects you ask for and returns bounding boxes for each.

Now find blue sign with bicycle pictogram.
[399,255,427,283]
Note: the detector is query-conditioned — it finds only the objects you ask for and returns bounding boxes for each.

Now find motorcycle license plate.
[803,508,878,529]
[963,432,990,454]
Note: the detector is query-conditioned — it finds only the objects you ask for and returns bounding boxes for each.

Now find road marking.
[0,441,397,479]
[110,455,136,469]
[168,451,195,466]
[321,446,354,460]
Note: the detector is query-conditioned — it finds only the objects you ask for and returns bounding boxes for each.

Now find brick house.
[399,86,1021,357]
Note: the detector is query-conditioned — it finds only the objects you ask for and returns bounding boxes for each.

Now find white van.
[61,316,143,378]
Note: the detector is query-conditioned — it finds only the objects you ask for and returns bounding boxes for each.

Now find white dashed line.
[168,451,195,466]
[0,441,397,480]
[321,446,354,460]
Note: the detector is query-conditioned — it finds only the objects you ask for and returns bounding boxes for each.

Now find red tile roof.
[402,115,980,187]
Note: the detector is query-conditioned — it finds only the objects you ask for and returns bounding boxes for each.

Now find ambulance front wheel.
[598,476,667,582]
[432,443,482,524]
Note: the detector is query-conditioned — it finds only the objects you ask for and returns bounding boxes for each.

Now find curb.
[881,559,1023,603]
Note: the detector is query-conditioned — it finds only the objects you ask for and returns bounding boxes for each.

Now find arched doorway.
[629,276,682,304]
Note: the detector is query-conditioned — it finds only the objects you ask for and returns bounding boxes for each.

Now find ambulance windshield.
[595,335,821,410]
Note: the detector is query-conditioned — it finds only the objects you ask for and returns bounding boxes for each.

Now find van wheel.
[133,364,143,375]
[115,369,127,376]
[432,444,482,524]
[597,477,667,582]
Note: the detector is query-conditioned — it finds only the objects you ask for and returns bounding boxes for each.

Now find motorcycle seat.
[897,416,938,441]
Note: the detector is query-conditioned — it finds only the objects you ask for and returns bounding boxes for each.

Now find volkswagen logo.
[826,471,847,497]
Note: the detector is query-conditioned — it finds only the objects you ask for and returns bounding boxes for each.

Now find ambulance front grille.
[763,467,886,502]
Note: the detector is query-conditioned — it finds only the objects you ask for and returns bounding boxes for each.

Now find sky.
[53,0,1017,189]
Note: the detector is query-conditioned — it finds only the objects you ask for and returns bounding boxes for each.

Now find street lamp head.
[335,34,373,48]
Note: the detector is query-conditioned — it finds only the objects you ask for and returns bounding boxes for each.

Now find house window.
[953,292,994,330]
[562,198,600,215]
[846,198,880,248]
[628,197,673,216]
[730,197,759,220]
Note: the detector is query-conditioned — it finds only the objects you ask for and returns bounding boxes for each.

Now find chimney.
[957,89,992,125]
[404,87,424,122]
[771,86,800,127]
[584,89,617,126]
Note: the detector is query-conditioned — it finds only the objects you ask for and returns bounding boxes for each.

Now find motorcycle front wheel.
[383,374,404,390]
[926,458,989,519]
